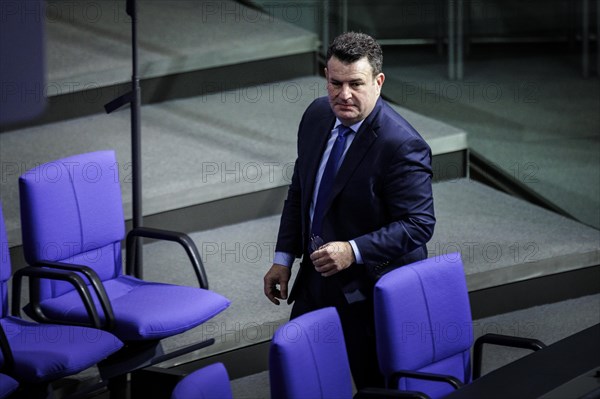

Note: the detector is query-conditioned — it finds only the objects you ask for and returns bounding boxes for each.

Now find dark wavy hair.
[326,32,383,76]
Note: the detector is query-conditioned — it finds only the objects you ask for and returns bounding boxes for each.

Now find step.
[0,76,467,247]
[45,0,318,93]
[430,179,599,293]
[137,178,599,363]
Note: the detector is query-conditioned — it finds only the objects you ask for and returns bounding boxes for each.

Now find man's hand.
[310,241,355,277]
[263,264,291,305]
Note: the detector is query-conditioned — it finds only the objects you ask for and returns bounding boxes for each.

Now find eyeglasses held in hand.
[309,235,324,253]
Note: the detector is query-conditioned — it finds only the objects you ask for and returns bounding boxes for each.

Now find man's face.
[325,56,385,126]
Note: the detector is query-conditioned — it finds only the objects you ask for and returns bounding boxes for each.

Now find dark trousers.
[290,264,385,390]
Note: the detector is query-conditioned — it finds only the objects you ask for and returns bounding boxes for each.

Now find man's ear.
[376,72,385,88]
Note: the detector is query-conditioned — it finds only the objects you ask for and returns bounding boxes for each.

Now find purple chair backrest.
[269,307,353,399]
[19,151,126,300]
[374,253,474,398]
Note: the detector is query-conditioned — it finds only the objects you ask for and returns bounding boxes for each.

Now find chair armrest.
[390,369,463,391]
[355,387,431,399]
[0,324,14,373]
[126,226,209,289]
[32,260,116,332]
[11,266,103,329]
[473,333,547,379]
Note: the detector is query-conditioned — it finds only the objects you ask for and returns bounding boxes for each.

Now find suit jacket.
[276,96,436,304]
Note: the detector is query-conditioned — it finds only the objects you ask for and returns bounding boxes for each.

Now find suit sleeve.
[274,109,310,259]
[275,158,303,258]
[353,135,435,267]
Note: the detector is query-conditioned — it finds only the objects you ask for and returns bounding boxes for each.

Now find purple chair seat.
[0,316,122,383]
[38,275,229,341]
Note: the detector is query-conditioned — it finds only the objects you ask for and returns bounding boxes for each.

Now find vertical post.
[103,0,144,278]
[582,0,589,78]
[597,0,599,76]
[341,0,348,33]
[127,0,143,276]
[448,0,456,80]
[456,0,464,80]
[436,0,444,55]
[323,1,329,60]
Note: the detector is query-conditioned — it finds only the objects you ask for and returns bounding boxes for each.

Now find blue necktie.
[311,125,352,237]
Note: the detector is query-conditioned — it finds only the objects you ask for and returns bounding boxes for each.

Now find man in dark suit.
[264,32,436,389]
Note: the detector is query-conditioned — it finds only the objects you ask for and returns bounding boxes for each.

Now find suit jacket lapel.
[322,126,377,213]
[302,98,383,228]
[324,99,383,212]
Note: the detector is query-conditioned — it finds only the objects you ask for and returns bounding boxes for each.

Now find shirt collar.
[334,119,363,134]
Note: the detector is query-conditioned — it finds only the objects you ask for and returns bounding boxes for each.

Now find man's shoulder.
[376,99,411,125]
[372,99,423,141]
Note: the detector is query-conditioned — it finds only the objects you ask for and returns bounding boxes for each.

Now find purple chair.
[374,254,545,399]
[0,324,18,399]
[1,202,123,398]
[270,307,355,399]
[17,151,230,379]
[171,363,233,399]
[269,307,428,399]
